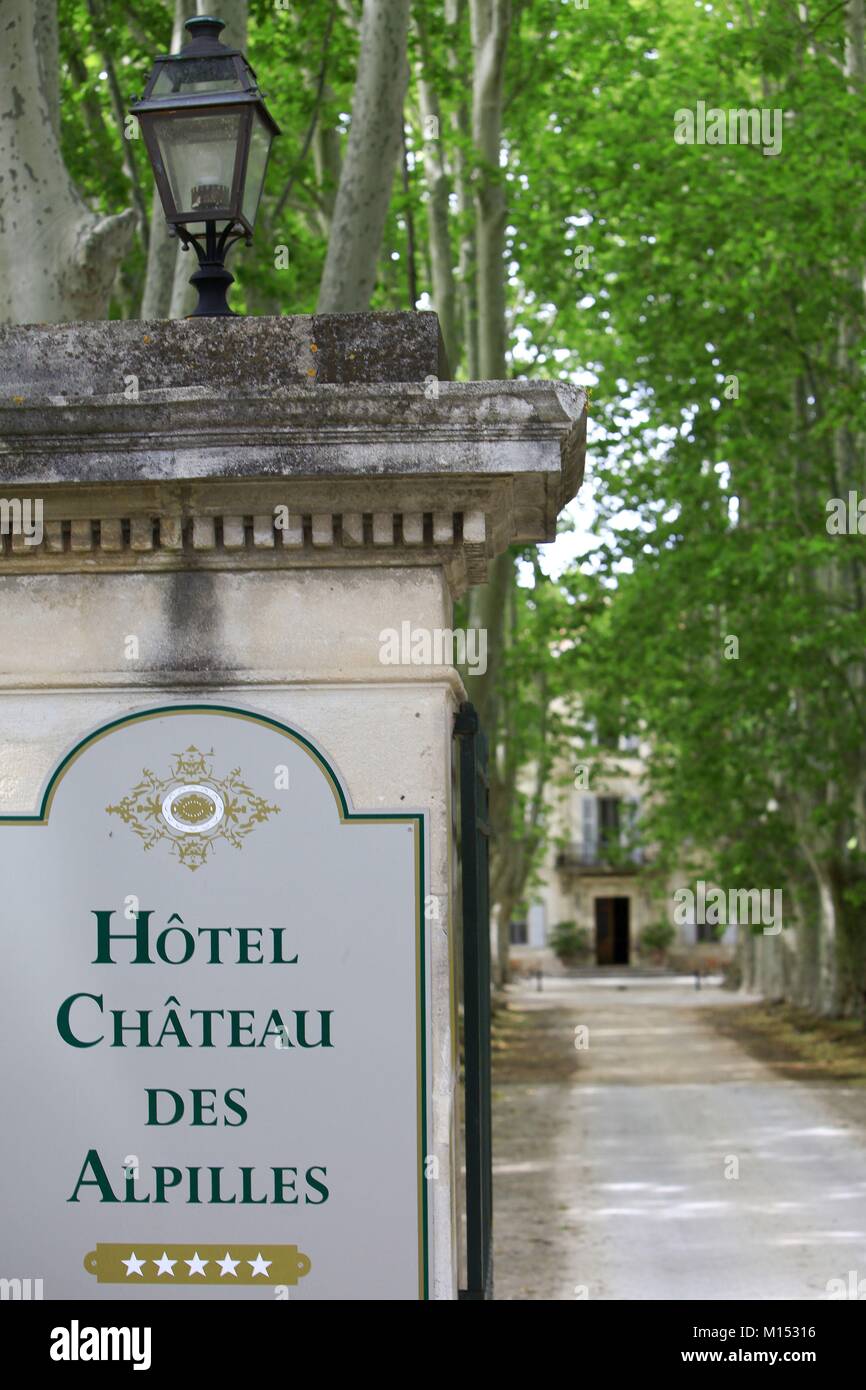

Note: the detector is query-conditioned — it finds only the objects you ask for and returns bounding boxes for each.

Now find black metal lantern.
[132,15,280,316]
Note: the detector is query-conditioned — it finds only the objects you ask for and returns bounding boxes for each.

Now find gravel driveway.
[493,976,866,1301]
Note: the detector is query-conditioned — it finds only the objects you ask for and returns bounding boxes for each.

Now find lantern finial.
[184,16,228,45]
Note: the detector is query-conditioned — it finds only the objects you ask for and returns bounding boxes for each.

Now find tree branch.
[273,0,339,222]
[86,0,150,250]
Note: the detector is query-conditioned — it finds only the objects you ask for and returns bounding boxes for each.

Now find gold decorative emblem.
[172,790,216,824]
[106,746,279,871]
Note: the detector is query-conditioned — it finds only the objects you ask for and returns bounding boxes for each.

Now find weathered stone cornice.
[0,317,587,594]
[0,313,451,393]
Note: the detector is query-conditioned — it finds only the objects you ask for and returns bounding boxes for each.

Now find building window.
[509,920,528,945]
[598,796,621,851]
[580,794,642,865]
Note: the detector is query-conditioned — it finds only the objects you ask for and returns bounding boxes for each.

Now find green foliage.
[549,920,590,964]
[640,920,676,959]
[507,0,865,1011]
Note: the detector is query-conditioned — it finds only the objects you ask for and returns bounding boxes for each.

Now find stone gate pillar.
[0,313,585,1301]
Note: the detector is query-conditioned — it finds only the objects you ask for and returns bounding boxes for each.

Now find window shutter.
[624,797,640,861]
[582,795,598,861]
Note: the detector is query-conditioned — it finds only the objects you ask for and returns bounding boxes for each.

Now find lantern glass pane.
[241,112,274,229]
[152,110,241,217]
[151,57,244,97]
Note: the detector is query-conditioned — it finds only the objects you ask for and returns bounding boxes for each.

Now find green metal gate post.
[455,701,493,1300]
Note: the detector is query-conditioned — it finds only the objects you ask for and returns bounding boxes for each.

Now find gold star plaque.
[84,1242,311,1286]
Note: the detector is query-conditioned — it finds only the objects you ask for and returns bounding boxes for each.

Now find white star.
[154,1251,177,1277]
[217,1251,240,1277]
[121,1252,145,1278]
[185,1252,209,1277]
[248,1253,272,1279]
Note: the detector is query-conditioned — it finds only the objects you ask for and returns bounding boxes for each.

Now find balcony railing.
[556,840,645,872]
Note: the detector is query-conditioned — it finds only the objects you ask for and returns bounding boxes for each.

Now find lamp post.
[132,16,280,317]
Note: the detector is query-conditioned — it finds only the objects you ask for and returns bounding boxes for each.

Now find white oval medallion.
[161,784,225,834]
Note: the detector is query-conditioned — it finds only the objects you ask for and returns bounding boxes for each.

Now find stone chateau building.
[512,732,736,972]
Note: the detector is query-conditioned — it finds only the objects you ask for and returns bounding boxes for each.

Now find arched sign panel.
[0,706,428,1300]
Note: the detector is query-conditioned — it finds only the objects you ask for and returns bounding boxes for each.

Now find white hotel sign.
[0,706,429,1300]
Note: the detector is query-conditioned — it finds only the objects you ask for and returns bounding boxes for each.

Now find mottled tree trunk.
[416,16,458,369]
[445,0,478,376]
[316,0,412,312]
[493,900,514,992]
[808,852,842,1015]
[0,0,135,324]
[469,0,510,380]
[465,0,512,735]
[738,923,756,995]
[311,84,342,241]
